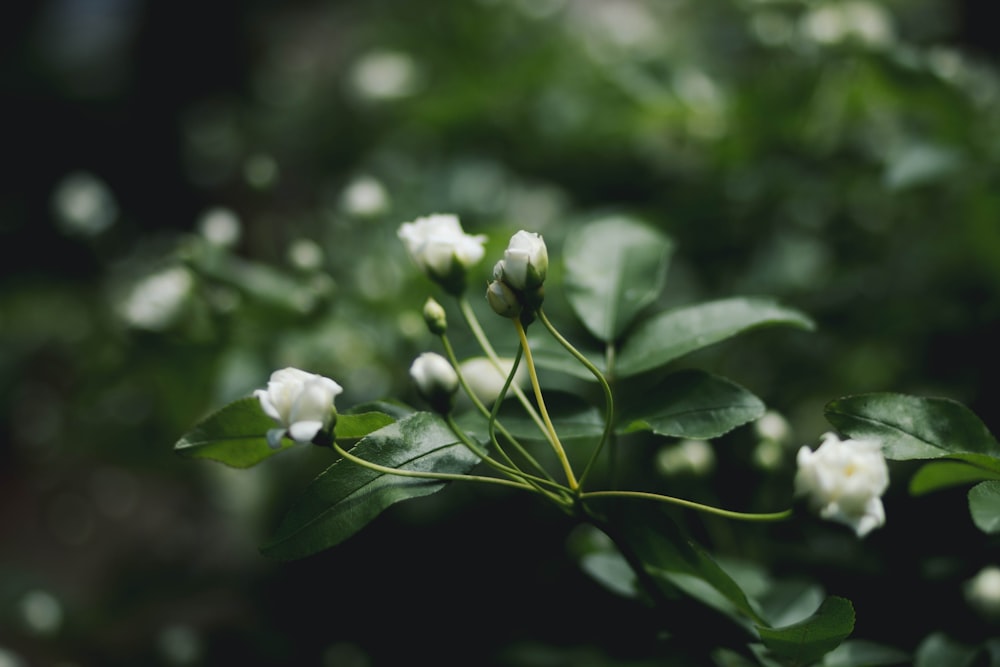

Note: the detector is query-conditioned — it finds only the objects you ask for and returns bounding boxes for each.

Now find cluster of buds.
[487,230,549,323]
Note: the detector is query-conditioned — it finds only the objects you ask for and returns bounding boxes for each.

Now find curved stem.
[444,414,572,507]
[537,308,614,489]
[580,490,794,522]
[514,318,579,490]
[458,296,549,439]
[438,332,555,484]
[332,441,534,492]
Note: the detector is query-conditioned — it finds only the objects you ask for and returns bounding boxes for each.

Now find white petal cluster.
[794,432,889,537]
[495,230,548,291]
[254,367,343,448]
[398,214,487,288]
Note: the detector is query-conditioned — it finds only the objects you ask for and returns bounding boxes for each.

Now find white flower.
[965,566,1000,618]
[397,214,487,292]
[458,356,527,405]
[409,352,459,413]
[254,368,343,448]
[497,230,548,291]
[794,432,889,537]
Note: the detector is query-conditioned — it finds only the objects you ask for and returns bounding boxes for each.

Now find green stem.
[458,296,550,440]
[580,490,794,522]
[537,308,614,489]
[438,332,555,484]
[444,413,571,507]
[332,441,533,492]
[514,318,579,490]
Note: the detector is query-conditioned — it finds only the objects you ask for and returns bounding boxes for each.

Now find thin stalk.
[514,318,579,490]
[439,333,555,484]
[537,308,614,489]
[332,441,534,493]
[458,296,549,438]
[581,490,793,522]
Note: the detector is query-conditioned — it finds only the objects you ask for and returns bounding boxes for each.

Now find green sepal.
[618,369,765,440]
[616,297,815,378]
[260,411,481,560]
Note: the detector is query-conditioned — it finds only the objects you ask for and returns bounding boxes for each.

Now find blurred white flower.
[52,170,118,236]
[350,50,421,101]
[197,206,242,247]
[341,175,390,217]
[458,356,527,405]
[117,266,194,331]
[965,566,1000,619]
[754,410,791,443]
[398,214,487,293]
[795,432,889,537]
[656,439,716,476]
[254,367,343,447]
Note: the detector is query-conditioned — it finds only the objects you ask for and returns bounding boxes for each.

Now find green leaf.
[596,499,767,627]
[174,397,296,468]
[563,215,673,342]
[260,412,481,560]
[757,596,855,667]
[824,393,1000,461]
[914,633,979,667]
[579,552,640,599]
[615,297,815,378]
[334,411,398,443]
[496,391,605,443]
[527,332,606,382]
[820,639,910,666]
[969,481,1000,534]
[619,369,765,439]
[909,459,1000,496]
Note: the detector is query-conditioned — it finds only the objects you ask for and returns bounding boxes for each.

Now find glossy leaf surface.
[757,596,855,667]
[563,215,673,342]
[969,481,1000,534]
[260,412,481,560]
[824,393,1000,461]
[615,297,815,378]
[620,369,765,439]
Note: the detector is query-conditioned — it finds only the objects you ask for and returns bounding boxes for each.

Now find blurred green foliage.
[3,0,1000,665]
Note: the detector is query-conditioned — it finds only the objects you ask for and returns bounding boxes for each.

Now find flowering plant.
[175,214,1000,666]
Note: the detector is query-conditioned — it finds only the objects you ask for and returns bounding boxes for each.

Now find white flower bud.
[486,280,522,319]
[254,367,343,448]
[794,432,889,537]
[409,352,459,413]
[499,230,548,291]
[397,214,487,293]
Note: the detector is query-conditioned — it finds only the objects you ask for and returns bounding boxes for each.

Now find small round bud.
[486,280,522,319]
[422,297,448,335]
[409,352,459,414]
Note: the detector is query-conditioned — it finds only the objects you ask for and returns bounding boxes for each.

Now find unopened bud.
[409,352,459,414]
[486,280,522,319]
[423,297,448,335]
